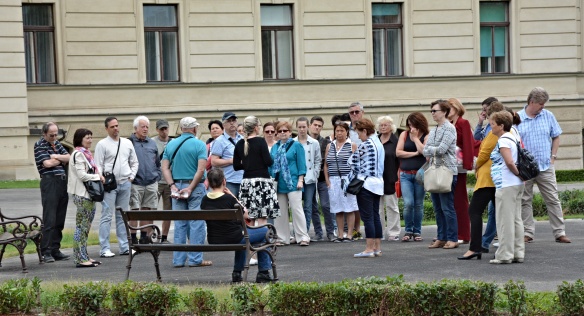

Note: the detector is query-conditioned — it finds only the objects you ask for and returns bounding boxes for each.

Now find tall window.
[261,5,294,80]
[372,3,403,77]
[144,5,179,82]
[480,2,509,74]
[23,4,56,84]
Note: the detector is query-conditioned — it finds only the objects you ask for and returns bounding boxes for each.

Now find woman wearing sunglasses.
[270,121,310,246]
[262,122,277,152]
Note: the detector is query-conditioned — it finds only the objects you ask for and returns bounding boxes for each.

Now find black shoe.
[52,251,70,261]
[232,271,243,283]
[256,271,274,283]
[132,236,139,245]
[481,247,490,254]
[139,237,150,244]
[43,254,55,263]
[457,252,482,260]
[76,263,98,268]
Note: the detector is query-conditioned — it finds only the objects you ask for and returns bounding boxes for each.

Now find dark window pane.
[373,29,385,76]
[22,4,53,26]
[372,3,400,24]
[386,28,402,76]
[145,31,159,81]
[276,30,293,79]
[161,32,179,81]
[144,6,177,27]
[36,32,55,83]
[261,30,274,79]
[24,32,35,83]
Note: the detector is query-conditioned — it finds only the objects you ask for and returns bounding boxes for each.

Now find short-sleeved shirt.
[210,131,244,183]
[490,132,523,189]
[162,133,207,180]
[517,107,562,171]
[201,193,242,244]
[34,137,68,176]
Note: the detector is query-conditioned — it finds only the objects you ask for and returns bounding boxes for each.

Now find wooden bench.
[0,208,43,273]
[119,206,278,282]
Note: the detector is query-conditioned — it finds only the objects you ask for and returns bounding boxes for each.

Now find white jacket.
[293,135,321,184]
[67,151,101,199]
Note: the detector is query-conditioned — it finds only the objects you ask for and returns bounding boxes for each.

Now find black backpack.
[502,136,540,181]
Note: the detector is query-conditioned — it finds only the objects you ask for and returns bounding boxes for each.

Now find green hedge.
[466,169,584,187]
[2,277,584,315]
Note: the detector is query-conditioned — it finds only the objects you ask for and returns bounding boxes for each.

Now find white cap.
[179,117,199,129]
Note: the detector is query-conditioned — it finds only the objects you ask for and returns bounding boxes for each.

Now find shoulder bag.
[345,141,375,196]
[423,127,453,193]
[74,152,104,202]
[103,141,120,192]
[501,136,540,181]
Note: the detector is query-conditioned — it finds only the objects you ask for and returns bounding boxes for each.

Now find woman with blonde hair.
[376,115,400,241]
[448,98,480,244]
[233,116,280,226]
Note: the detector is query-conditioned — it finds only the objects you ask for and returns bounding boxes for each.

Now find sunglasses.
[264,130,275,134]
[349,110,361,115]
[278,129,289,133]
[48,134,58,137]
[430,110,443,114]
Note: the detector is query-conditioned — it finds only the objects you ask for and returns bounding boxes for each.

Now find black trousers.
[40,174,69,255]
[468,187,496,252]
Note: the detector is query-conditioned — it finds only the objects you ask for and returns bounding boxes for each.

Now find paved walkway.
[0,187,583,291]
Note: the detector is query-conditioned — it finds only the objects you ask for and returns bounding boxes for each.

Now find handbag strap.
[170,135,193,166]
[110,140,121,173]
[73,151,94,175]
[332,141,343,178]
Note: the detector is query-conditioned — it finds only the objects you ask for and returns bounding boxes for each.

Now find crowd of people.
[33,87,571,282]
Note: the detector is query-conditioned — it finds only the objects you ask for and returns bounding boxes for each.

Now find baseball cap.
[156,119,169,129]
[179,117,200,129]
[222,112,237,121]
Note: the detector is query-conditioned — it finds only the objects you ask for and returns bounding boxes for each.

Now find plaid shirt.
[517,106,562,171]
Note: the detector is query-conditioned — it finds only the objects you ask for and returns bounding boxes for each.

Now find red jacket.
[454,117,481,170]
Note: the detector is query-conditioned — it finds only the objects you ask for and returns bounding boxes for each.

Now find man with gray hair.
[161,117,212,267]
[517,87,571,243]
[94,116,139,258]
[348,101,364,146]
[128,116,161,245]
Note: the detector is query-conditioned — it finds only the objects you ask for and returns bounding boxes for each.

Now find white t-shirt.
[490,131,523,189]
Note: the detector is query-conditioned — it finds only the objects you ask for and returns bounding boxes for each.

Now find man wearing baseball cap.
[210,112,244,197]
[161,117,212,267]
[152,119,172,243]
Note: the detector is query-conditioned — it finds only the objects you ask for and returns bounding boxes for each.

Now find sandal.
[402,233,413,242]
[189,260,213,267]
[413,233,423,242]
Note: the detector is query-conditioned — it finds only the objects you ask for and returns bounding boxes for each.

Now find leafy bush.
[61,281,109,316]
[231,283,270,316]
[556,169,584,182]
[557,279,584,316]
[110,280,180,316]
[184,288,217,316]
[0,277,41,314]
[503,280,528,316]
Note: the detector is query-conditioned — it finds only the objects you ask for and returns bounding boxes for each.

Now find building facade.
[1,0,583,179]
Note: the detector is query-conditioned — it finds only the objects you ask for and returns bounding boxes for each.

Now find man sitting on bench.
[201,168,274,283]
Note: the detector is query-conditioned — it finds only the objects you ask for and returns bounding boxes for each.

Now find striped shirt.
[34,137,68,176]
[517,106,562,171]
[326,140,352,177]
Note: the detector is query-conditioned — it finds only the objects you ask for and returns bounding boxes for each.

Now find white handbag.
[424,155,453,193]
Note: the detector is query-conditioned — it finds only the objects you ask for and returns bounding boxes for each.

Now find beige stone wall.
[0,0,33,180]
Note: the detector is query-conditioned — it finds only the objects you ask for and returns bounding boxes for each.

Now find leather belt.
[41,173,67,180]
[401,170,418,175]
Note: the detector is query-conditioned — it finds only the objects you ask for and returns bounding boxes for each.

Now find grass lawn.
[0,180,40,189]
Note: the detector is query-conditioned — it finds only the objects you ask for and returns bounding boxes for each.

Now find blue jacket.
[129,133,161,186]
[269,140,306,194]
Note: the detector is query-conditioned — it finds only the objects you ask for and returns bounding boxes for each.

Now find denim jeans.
[312,181,336,236]
[430,175,458,242]
[226,182,240,200]
[234,226,272,271]
[356,188,382,239]
[482,201,496,249]
[99,181,130,254]
[172,182,207,267]
[400,172,425,235]
[302,183,317,232]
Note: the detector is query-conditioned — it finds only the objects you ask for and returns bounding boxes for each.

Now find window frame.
[371,3,404,77]
[22,4,57,84]
[479,1,510,74]
[260,4,295,80]
[143,4,180,82]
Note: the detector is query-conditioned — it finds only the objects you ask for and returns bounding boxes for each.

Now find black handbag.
[103,141,121,192]
[502,136,540,181]
[73,153,104,202]
[345,177,365,195]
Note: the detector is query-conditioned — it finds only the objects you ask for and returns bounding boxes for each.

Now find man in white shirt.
[94,116,139,258]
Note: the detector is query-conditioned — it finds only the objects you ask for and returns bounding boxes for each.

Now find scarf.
[272,138,295,190]
[75,146,99,174]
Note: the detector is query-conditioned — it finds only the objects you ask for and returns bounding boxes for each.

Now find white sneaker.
[493,242,500,248]
[100,250,115,258]
[249,258,258,266]
[387,235,400,242]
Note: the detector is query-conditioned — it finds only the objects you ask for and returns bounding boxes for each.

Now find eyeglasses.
[349,110,361,115]
[264,130,275,134]
[430,110,443,114]
[278,129,289,133]
[48,134,58,137]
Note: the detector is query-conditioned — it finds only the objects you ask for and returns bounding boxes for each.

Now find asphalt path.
[0,188,583,291]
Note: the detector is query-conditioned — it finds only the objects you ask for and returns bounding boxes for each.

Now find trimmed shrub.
[557,279,584,316]
[503,280,528,316]
[556,169,584,182]
[231,283,270,316]
[110,280,180,316]
[184,288,217,316]
[61,281,109,316]
[0,277,41,315]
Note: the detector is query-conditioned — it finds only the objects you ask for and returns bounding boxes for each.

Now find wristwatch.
[168,182,176,187]
[551,155,557,159]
